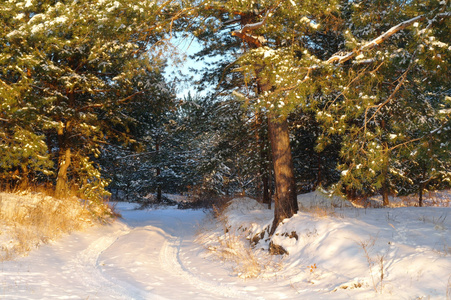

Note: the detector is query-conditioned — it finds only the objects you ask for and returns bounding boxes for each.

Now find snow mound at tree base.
[199,193,451,298]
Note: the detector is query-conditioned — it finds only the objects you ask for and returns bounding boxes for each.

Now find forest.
[0,0,450,233]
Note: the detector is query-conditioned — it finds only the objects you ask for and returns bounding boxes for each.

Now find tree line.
[1,0,450,233]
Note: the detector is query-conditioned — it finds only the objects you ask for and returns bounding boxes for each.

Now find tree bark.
[55,120,72,199]
[19,164,29,189]
[256,111,271,207]
[268,114,298,235]
[382,178,390,207]
[419,169,426,207]
[381,134,390,207]
[229,9,298,234]
[262,171,271,207]
[314,155,322,190]
[55,147,71,198]
[156,136,162,202]
[419,183,423,207]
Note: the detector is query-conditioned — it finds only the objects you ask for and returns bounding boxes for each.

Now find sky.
[164,36,205,99]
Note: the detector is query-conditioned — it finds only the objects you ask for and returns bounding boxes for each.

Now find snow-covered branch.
[231,1,281,46]
[327,12,450,64]
[237,20,266,35]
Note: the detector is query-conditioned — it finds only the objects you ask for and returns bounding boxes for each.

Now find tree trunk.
[156,137,162,202]
[382,179,389,207]
[419,183,423,207]
[314,155,322,190]
[231,13,298,234]
[55,121,71,199]
[55,147,71,198]
[256,111,271,207]
[262,172,271,208]
[419,169,426,207]
[268,162,273,210]
[268,114,298,235]
[19,164,29,189]
[381,141,390,207]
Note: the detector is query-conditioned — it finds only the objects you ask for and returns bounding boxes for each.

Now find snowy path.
[3,201,449,299]
[0,204,287,299]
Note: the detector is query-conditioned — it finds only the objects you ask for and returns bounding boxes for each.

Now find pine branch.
[237,19,267,35]
[363,66,411,133]
[230,0,282,47]
[0,78,12,89]
[231,31,265,47]
[327,15,426,64]
[117,90,146,103]
[327,12,451,65]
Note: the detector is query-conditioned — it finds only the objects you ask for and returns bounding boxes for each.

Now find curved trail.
[0,205,257,299]
[62,225,155,300]
[5,202,447,299]
[159,224,252,299]
[98,210,254,299]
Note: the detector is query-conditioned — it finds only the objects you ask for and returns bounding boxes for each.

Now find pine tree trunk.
[419,183,423,207]
[55,121,72,199]
[268,163,273,210]
[262,172,271,208]
[55,147,71,198]
[419,169,426,207]
[256,111,271,207]
[231,14,298,234]
[381,142,390,207]
[314,155,322,190]
[19,164,29,189]
[268,114,298,235]
[382,179,389,207]
[156,137,162,202]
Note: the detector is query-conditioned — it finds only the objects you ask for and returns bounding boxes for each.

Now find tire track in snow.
[160,234,252,299]
[63,224,155,299]
[66,211,252,299]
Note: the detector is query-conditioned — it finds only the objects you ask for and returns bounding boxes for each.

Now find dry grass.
[204,206,262,278]
[304,205,336,218]
[212,231,262,278]
[197,205,281,279]
[357,236,387,294]
[0,191,113,261]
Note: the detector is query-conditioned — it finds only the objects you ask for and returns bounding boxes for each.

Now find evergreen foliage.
[0,0,179,199]
[0,0,449,211]
[317,0,451,203]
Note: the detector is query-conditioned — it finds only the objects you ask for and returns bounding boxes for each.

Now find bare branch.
[230,0,282,46]
[1,79,12,89]
[231,31,264,47]
[117,90,146,103]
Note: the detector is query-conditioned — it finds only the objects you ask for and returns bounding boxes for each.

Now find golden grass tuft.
[197,204,282,279]
[212,231,262,278]
[0,191,113,261]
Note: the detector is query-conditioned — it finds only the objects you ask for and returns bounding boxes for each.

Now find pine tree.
[317,0,451,204]
[188,0,343,233]
[98,68,178,202]
[0,1,54,187]
[1,0,181,199]
[185,0,449,215]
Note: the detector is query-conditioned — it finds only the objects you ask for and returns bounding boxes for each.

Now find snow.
[1,192,450,299]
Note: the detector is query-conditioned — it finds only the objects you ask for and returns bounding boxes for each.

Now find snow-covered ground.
[1,192,450,299]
